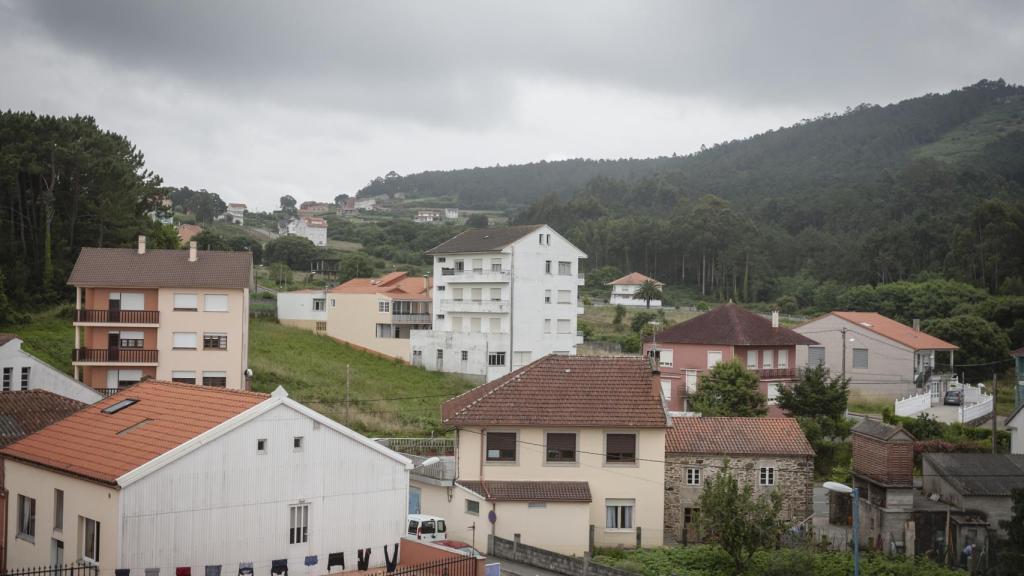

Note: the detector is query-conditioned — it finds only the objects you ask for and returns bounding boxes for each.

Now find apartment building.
[68,237,253,393]
[410,225,586,382]
[324,272,431,361]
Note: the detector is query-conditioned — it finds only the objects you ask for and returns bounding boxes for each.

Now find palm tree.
[632,279,663,308]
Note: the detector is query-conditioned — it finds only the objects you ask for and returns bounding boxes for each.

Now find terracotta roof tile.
[68,247,252,289]
[829,312,958,351]
[608,272,663,286]
[458,480,591,502]
[443,355,667,428]
[655,303,818,346]
[329,272,431,300]
[666,417,814,457]
[425,225,544,254]
[0,391,86,448]
[1,381,267,485]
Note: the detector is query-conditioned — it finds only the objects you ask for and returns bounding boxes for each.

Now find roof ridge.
[129,380,271,399]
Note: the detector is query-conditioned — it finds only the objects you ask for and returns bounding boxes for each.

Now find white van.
[407,514,448,541]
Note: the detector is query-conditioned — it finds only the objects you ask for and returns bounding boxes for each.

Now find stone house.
[663,417,814,544]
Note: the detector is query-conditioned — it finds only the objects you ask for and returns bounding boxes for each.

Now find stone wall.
[488,535,637,576]
[664,454,814,544]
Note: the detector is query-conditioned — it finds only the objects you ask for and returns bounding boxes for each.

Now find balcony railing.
[391,313,432,325]
[441,299,510,313]
[75,309,160,324]
[72,348,159,364]
[752,367,796,380]
[438,268,510,282]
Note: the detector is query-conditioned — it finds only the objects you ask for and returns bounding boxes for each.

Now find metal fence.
[374,437,455,456]
[360,556,477,576]
[4,564,99,576]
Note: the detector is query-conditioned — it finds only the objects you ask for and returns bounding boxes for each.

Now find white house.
[355,197,377,211]
[0,334,102,404]
[413,210,441,224]
[1009,402,1024,455]
[410,224,586,382]
[444,208,459,220]
[281,217,328,247]
[608,272,664,307]
[276,289,329,333]
[223,203,246,225]
[2,380,411,575]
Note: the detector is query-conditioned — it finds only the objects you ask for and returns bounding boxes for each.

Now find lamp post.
[823,481,859,576]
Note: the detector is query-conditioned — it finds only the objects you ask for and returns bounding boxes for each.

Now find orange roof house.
[608,272,665,307]
[608,272,664,287]
[324,272,432,361]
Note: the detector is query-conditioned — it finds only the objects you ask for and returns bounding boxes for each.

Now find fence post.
[513,533,521,560]
[583,552,590,576]
[589,524,595,556]
[636,526,642,549]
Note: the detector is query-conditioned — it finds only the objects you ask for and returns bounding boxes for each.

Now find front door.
[107,331,120,361]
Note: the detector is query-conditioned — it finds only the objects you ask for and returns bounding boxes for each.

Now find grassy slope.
[581,304,700,343]
[1,306,75,373]
[914,95,1024,163]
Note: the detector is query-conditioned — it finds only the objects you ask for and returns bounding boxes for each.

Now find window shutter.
[808,346,825,367]
[546,433,576,462]
[606,433,636,462]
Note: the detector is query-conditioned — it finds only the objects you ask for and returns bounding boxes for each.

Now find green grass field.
[0,305,76,373]
[915,95,1024,163]
[581,304,701,343]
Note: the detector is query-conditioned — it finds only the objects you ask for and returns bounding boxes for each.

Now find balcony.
[72,348,159,365]
[391,313,432,325]
[752,367,796,380]
[577,273,586,286]
[75,309,160,324]
[439,268,511,283]
[441,299,510,314]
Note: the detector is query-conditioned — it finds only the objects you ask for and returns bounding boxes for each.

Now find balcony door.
[107,331,120,361]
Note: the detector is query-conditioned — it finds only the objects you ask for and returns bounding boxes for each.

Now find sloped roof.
[666,417,814,457]
[0,391,85,448]
[1,381,267,485]
[925,453,1024,497]
[830,312,958,351]
[442,355,667,428]
[330,272,432,301]
[425,225,544,254]
[654,303,818,346]
[852,418,915,442]
[458,480,592,503]
[303,216,328,228]
[1010,346,1024,357]
[608,272,664,287]
[68,247,252,289]
[0,333,18,347]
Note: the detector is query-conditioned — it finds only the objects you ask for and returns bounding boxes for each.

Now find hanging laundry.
[144,569,159,576]
[205,566,222,576]
[304,556,317,568]
[271,559,289,576]
[356,548,371,571]
[326,552,344,572]
[115,569,130,576]
[383,543,399,573]
[238,562,254,576]
[176,568,192,576]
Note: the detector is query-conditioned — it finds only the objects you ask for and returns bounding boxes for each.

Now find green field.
[1,306,76,373]
[581,304,700,343]
[914,95,1024,163]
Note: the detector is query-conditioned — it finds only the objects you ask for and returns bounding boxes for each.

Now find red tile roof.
[829,312,958,351]
[1012,346,1024,357]
[443,355,668,428]
[458,480,592,503]
[1,381,267,485]
[608,272,663,286]
[666,417,814,457]
[0,391,86,448]
[68,247,252,289]
[330,272,432,301]
[655,303,818,346]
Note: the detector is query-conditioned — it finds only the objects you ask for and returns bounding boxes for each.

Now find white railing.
[895,391,931,417]
[963,384,985,404]
[960,393,993,423]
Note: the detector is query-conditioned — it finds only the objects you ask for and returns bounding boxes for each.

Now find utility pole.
[345,364,351,424]
[992,372,998,454]
[841,327,848,379]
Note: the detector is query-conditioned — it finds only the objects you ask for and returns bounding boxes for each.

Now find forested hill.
[357,79,1024,209]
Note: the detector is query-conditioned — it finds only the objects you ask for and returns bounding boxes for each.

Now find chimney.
[649,356,662,397]
[137,235,146,255]
[771,310,779,328]
[913,318,920,332]
[189,241,198,262]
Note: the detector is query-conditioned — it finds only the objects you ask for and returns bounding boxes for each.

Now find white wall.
[1009,409,1024,455]
[0,339,102,403]
[119,403,408,574]
[277,292,328,323]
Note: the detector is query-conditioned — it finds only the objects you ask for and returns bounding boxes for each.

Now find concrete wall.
[4,459,120,571]
[455,426,664,548]
[0,340,101,403]
[489,535,635,576]
[156,287,249,389]
[1010,409,1024,455]
[277,291,327,324]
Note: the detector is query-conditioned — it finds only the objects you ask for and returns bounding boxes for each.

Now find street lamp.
[415,456,441,468]
[823,481,860,576]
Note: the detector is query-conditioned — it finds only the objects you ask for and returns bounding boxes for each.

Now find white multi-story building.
[410,224,586,382]
[223,203,246,224]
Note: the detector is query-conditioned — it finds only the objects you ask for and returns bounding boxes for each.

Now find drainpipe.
[508,245,514,375]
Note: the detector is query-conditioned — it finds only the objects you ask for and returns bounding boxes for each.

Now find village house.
[849,419,916,554]
[223,203,246,225]
[922,453,1024,542]
[280,216,328,247]
[608,273,664,307]
[176,223,203,244]
[1,381,411,575]
[411,225,586,382]
[795,312,959,400]
[298,201,334,216]
[276,289,329,334]
[326,272,431,361]
[663,417,814,545]
[413,210,441,224]
[68,238,253,392]
[0,334,101,404]
[338,197,358,216]
[423,355,668,554]
[642,303,818,414]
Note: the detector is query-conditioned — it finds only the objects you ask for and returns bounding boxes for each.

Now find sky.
[2,1,1023,212]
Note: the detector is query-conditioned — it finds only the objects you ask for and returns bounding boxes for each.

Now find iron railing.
[75,309,159,324]
[374,437,455,456]
[4,563,98,576]
[72,348,159,363]
[363,555,477,576]
[753,367,797,380]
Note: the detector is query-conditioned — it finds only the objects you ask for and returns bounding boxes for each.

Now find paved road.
[494,558,567,576]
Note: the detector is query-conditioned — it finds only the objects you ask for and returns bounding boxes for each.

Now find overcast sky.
[2,1,1023,211]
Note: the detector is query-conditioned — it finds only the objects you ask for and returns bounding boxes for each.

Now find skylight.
[101,399,139,414]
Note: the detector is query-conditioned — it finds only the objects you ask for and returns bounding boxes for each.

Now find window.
[546,432,577,463]
[54,489,64,531]
[203,333,228,350]
[118,331,144,348]
[661,380,672,400]
[202,371,227,387]
[461,350,469,361]
[376,324,398,338]
[762,350,774,369]
[20,366,30,389]
[778,349,789,369]
[490,258,502,272]
[257,438,267,453]
[331,298,336,308]
[746,350,758,369]
[313,298,326,311]
[808,346,825,367]
[471,288,482,302]
[546,234,551,246]
[544,319,552,334]
[465,499,480,515]
[203,294,229,312]
[659,349,673,368]
[760,467,775,486]
[545,260,552,274]
[489,317,501,333]
[101,398,138,414]
[378,300,390,313]
[17,495,35,540]
[544,290,552,304]
[471,317,481,332]
[488,351,506,366]
[454,259,464,272]
[471,258,483,272]
[293,437,304,451]
[412,350,423,366]
[558,261,572,275]
[81,517,100,562]
[528,502,547,509]
[453,287,464,301]
[513,351,531,366]
[315,321,327,332]
[684,507,701,527]
[289,504,309,544]
[173,293,198,311]
[557,319,571,334]
[452,317,463,331]
[2,367,10,391]
[557,290,571,304]
[172,332,197,349]
[490,288,501,301]
[539,234,544,245]
[606,499,634,530]
[707,350,722,368]
[606,433,637,463]
[437,285,445,292]
[853,348,869,369]
[686,468,701,486]
[485,431,516,461]
[171,371,196,384]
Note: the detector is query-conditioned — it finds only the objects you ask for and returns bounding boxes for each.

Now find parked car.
[408,514,448,541]
[944,390,963,406]
[435,540,484,558]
